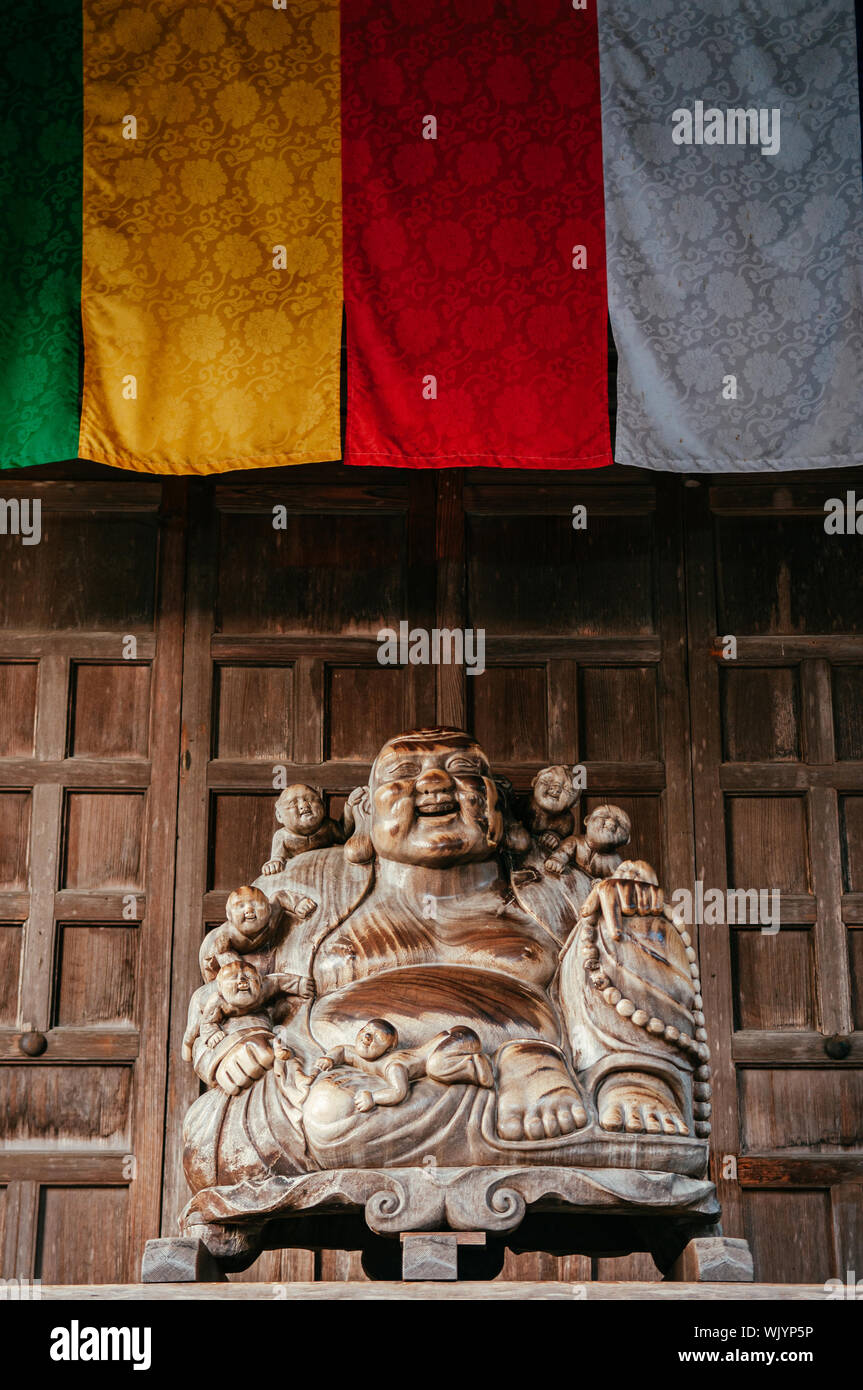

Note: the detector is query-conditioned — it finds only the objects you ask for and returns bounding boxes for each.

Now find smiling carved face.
[369,730,503,867]
[226,886,271,936]
[219,960,263,1008]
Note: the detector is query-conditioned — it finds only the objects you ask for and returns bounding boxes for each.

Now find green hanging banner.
[0,0,82,469]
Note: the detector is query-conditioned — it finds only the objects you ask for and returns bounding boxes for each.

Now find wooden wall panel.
[744,1190,833,1284]
[739,1070,863,1152]
[218,511,407,636]
[715,517,860,635]
[0,664,37,757]
[0,793,30,889]
[53,925,139,1026]
[469,666,549,763]
[1,1066,132,1145]
[36,1188,128,1284]
[831,667,863,760]
[850,930,863,1030]
[63,792,145,890]
[0,515,157,632]
[327,666,406,761]
[579,666,659,762]
[467,514,656,637]
[215,666,294,760]
[725,796,811,893]
[210,794,274,890]
[70,664,151,759]
[840,797,863,891]
[732,928,815,1032]
[720,667,800,762]
[0,926,22,1026]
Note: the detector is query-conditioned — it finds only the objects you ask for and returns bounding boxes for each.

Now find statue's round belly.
[309,964,559,1053]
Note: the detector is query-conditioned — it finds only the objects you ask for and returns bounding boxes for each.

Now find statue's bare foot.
[597,1071,689,1135]
[496,1040,588,1141]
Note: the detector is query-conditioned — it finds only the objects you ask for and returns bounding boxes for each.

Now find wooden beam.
[463,484,657,516]
[53,891,145,922]
[0,759,150,789]
[731,1030,863,1065]
[0,1152,133,1184]
[0,892,30,921]
[0,481,161,510]
[738,1157,863,1188]
[720,763,863,791]
[713,635,863,663]
[0,634,156,660]
[0,1026,139,1061]
[214,483,409,513]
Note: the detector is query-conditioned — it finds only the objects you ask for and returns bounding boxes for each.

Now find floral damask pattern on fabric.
[0,1,82,469]
[342,0,612,470]
[79,0,342,474]
[599,0,863,472]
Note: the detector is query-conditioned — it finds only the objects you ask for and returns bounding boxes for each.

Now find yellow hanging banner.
[80,1,342,474]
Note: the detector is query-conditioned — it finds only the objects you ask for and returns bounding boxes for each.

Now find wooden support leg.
[669,1236,754,1283]
[141,1237,228,1283]
[399,1231,486,1281]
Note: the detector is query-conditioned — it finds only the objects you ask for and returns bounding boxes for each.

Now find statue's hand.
[214,1037,274,1096]
[313,1055,334,1073]
[540,832,560,851]
[262,858,285,876]
[544,853,566,876]
[298,976,315,1000]
[206,1029,225,1049]
[355,1090,375,1113]
[294,897,316,919]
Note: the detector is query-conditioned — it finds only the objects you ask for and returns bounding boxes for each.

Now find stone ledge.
[32,1281,827,1301]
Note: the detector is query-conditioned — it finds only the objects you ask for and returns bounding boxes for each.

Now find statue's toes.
[671,1112,690,1136]
[599,1099,625,1132]
[661,1111,679,1135]
[644,1108,663,1133]
[556,1105,577,1135]
[624,1103,646,1133]
[498,1111,525,1142]
[541,1107,561,1139]
[572,1100,588,1129]
[525,1112,546,1141]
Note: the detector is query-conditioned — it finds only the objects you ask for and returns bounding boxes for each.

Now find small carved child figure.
[545,804,632,880]
[312,1019,494,1114]
[262,784,345,874]
[198,884,315,983]
[182,958,315,1060]
[525,765,581,853]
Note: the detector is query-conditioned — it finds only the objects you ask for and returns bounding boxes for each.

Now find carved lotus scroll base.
[166,1163,721,1278]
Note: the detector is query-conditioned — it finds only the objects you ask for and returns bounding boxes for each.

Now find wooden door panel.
[0,478,185,1283]
[686,477,863,1284]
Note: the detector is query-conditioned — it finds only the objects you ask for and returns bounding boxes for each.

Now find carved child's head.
[584,805,632,851]
[276,784,326,835]
[226,885,272,936]
[355,1018,398,1061]
[531,765,578,814]
[217,958,264,1009]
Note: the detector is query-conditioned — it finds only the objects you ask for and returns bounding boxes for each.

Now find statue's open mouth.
[415,798,458,818]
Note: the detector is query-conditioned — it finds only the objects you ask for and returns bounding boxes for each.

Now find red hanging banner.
[342,0,612,470]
